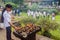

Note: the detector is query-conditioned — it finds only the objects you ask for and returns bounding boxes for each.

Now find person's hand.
[14,27,21,30]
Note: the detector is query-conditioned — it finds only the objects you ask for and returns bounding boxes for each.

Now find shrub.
[36,18,59,37]
[50,29,60,40]
[29,3,39,11]
[16,16,59,38]
[18,17,37,26]
[5,2,18,9]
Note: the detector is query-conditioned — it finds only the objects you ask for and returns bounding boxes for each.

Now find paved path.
[0,29,54,40]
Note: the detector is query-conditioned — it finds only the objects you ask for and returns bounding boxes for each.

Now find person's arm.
[6,14,20,30]
[10,13,15,18]
[9,22,21,30]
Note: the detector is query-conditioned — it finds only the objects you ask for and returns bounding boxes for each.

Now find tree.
[13,0,24,5]
[58,0,60,5]
[5,2,18,9]
[30,3,39,11]
[2,0,24,6]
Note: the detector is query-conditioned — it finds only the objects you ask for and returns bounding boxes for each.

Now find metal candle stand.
[13,26,41,40]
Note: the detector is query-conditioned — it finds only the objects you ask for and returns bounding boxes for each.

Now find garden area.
[13,12,60,40]
[0,0,60,40]
[11,2,60,40]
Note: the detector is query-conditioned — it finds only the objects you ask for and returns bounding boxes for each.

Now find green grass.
[49,15,60,40]
[55,15,60,23]
[50,29,60,40]
[20,12,27,17]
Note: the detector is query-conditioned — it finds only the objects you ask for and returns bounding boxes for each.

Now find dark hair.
[1,4,12,23]
[5,4,12,8]
[1,8,6,23]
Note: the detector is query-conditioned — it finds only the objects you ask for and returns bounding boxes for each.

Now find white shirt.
[3,11,11,27]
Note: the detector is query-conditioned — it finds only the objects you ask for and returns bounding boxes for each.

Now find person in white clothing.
[43,11,46,17]
[31,11,34,16]
[52,12,55,20]
[3,4,20,40]
[27,10,31,16]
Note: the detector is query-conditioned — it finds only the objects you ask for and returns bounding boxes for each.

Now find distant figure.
[35,11,39,19]
[27,10,31,16]
[31,11,34,16]
[47,13,50,18]
[43,11,46,18]
[12,9,17,16]
[39,11,43,17]
[52,12,55,20]
[17,9,20,16]
[33,11,36,18]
